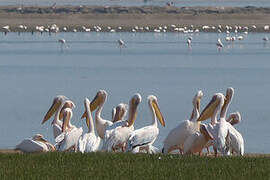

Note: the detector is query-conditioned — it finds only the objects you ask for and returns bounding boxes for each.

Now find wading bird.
[216,38,224,51]
[126,95,165,153]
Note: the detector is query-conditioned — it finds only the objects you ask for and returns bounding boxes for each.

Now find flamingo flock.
[16,87,244,156]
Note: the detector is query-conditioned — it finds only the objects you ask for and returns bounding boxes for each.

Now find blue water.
[0,31,269,153]
[2,0,270,7]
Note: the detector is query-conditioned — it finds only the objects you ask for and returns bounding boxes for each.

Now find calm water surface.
[2,0,270,7]
[0,32,269,153]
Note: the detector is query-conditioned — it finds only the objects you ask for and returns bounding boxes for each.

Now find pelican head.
[59,100,76,120]
[42,95,68,124]
[32,134,48,143]
[197,93,225,121]
[61,108,73,132]
[148,95,165,127]
[81,90,107,119]
[127,93,142,127]
[194,90,203,112]
[220,87,234,118]
[228,112,241,126]
[112,103,128,123]
[190,90,203,120]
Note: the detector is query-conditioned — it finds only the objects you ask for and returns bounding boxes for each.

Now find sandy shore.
[0,5,269,32]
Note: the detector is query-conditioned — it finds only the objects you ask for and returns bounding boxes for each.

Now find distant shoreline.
[0,5,270,32]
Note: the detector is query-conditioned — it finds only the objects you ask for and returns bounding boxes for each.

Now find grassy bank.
[0,152,270,179]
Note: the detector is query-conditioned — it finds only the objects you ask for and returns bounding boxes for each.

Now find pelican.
[42,95,71,139]
[183,124,214,155]
[111,103,128,122]
[126,95,165,153]
[162,90,203,154]
[198,93,244,156]
[81,90,113,139]
[227,112,241,126]
[102,103,129,151]
[102,93,142,152]
[56,100,83,152]
[78,98,101,153]
[203,111,240,154]
[15,134,55,153]
[216,38,224,51]
[184,88,232,156]
[197,93,227,155]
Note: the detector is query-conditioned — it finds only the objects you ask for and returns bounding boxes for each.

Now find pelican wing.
[227,123,244,155]
[103,126,132,151]
[53,123,62,139]
[85,133,101,152]
[127,126,159,152]
[104,120,128,140]
[16,139,48,153]
[58,127,83,151]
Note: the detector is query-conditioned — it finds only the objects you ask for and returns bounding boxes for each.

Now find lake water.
[2,0,270,7]
[0,31,269,153]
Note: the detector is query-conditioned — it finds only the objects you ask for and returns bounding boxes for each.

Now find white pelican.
[81,90,113,139]
[42,95,70,139]
[216,38,224,51]
[102,93,142,152]
[102,103,129,151]
[15,134,55,153]
[183,124,213,155]
[203,111,241,154]
[197,93,227,156]
[56,100,83,152]
[198,93,244,156]
[202,87,234,153]
[227,112,241,126]
[126,95,165,153]
[78,98,101,153]
[111,103,128,122]
[162,90,203,154]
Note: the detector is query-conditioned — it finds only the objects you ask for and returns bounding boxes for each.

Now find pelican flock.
[15,87,244,156]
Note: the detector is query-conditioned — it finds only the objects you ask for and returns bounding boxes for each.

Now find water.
[0,31,269,153]
[1,0,270,7]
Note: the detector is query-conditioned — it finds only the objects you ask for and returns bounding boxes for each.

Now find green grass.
[0,152,270,180]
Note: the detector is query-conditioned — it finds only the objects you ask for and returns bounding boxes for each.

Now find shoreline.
[0,6,269,32]
[0,149,269,157]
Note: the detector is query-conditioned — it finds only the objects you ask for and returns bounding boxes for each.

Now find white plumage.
[126,95,165,153]
[78,98,101,153]
[16,134,55,153]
